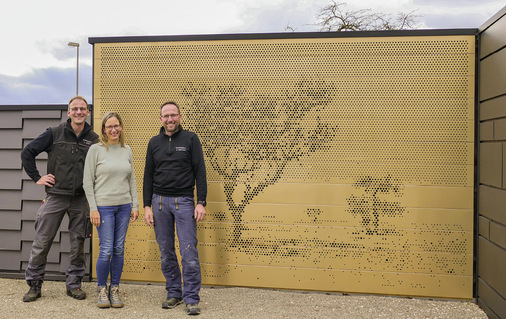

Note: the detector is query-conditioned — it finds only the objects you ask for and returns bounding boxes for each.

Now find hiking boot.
[109,285,124,308]
[67,288,86,300]
[97,285,111,308]
[23,280,42,302]
[186,303,201,315]
[162,297,183,309]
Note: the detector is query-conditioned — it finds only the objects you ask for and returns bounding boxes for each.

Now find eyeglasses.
[69,107,87,112]
[105,125,121,131]
[161,113,180,120]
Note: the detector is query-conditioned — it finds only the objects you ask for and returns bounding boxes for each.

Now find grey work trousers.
[25,194,89,290]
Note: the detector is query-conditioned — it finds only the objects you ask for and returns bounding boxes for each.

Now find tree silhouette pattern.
[183,79,336,244]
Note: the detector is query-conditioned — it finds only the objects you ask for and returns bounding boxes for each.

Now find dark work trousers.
[153,195,201,305]
[25,194,89,290]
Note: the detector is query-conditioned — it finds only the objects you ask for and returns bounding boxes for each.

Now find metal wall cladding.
[92,35,475,299]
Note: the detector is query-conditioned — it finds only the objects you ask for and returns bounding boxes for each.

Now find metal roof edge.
[88,29,478,44]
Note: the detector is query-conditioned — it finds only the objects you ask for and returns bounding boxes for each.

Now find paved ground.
[0,278,488,318]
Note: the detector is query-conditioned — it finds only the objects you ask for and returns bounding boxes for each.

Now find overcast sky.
[0,0,504,105]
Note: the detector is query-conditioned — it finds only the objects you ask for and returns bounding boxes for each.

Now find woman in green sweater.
[83,111,139,308]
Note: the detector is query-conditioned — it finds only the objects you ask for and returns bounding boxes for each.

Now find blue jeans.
[95,204,131,286]
[152,195,201,305]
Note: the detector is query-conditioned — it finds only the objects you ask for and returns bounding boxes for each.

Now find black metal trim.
[0,105,68,111]
[88,29,478,44]
[0,105,94,111]
[473,31,481,302]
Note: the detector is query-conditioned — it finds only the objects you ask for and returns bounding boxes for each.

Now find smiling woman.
[83,110,139,308]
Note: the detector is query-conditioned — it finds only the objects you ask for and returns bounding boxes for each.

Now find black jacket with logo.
[21,119,99,196]
[143,126,207,207]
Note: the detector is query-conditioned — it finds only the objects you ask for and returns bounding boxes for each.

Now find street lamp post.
[68,42,80,96]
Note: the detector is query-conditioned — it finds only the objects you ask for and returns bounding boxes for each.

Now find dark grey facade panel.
[0,230,21,250]
[479,121,493,141]
[0,251,20,271]
[479,142,502,188]
[478,216,490,239]
[479,185,506,226]
[0,150,23,169]
[20,241,32,261]
[0,190,21,210]
[490,221,506,249]
[480,95,506,121]
[0,170,22,190]
[21,200,42,221]
[480,14,506,59]
[478,237,506,298]
[22,110,62,119]
[21,181,45,201]
[480,48,506,101]
[22,118,62,139]
[493,118,506,140]
[0,111,22,129]
[0,211,21,230]
[0,129,23,149]
[477,279,506,319]
[478,6,506,307]
[20,221,35,242]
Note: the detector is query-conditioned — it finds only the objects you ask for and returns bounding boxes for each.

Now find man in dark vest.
[21,96,99,302]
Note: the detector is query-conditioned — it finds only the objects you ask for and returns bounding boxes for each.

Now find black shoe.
[162,297,183,309]
[186,303,201,315]
[67,288,86,300]
[23,280,42,302]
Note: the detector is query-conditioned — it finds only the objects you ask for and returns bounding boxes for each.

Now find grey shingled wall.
[477,6,506,319]
[0,105,91,281]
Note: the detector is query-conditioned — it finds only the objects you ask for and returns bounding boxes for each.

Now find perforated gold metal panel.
[92,35,475,299]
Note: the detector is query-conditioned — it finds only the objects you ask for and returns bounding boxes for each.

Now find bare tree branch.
[316,1,420,32]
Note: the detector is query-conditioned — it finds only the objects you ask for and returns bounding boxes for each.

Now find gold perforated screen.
[92,35,475,299]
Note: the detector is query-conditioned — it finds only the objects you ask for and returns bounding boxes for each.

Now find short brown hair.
[160,101,180,115]
[68,95,89,110]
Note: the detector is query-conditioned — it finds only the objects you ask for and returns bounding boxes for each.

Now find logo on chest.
[175,147,187,152]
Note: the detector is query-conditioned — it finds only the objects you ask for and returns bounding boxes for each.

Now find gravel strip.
[1,278,487,318]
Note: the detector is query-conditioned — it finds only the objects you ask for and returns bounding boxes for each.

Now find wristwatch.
[197,200,207,207]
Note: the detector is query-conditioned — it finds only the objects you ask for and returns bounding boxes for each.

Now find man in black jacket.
[143,101,207,316]
[21,96,99,302]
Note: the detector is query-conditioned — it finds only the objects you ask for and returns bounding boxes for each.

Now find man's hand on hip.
[36,174,55,187]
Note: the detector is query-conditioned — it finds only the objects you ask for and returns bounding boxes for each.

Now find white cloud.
[0,0,504,104]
